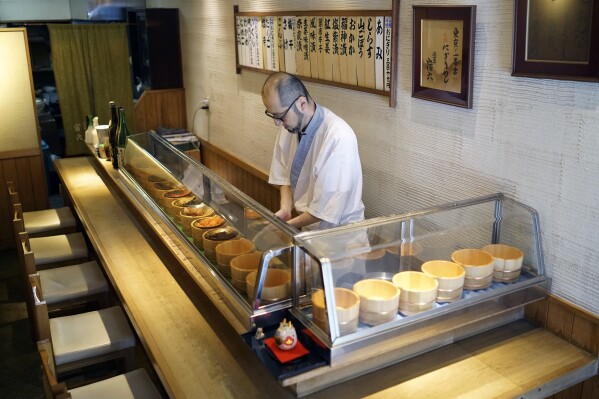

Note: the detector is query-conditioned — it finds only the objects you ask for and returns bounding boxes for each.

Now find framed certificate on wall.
[412,6,476,109]
[512,0,599,82]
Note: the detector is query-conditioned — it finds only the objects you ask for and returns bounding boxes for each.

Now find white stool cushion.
[69,369,162,399]
[30,233,89,265]
[50,306,136,366]
[23,206,76,234]
[39,261,108,304]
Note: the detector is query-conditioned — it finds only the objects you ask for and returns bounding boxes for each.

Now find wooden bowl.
[172,197,203,224]
[311,288,360,335]
[151,181,180,204]
[202,227,239,262]
[482,244,524,283]
[192,216,226,248]
[421,260,465,302]
[230,252,263,293]
[215,238,255,278]
[161,188,191,208]
[352,279,399,325]
[451,249,494,290]
[246,269,290,302]
[128,158,158,187]
[131,167,155,189]
[392,271,438,314]
[179,205,215,235]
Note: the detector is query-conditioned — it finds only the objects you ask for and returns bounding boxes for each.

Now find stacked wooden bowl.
[179,204,214,235]
[215,238,255,278]
[202,227,239,262]
[352,279,400,325]
[246,269,291,303]
[230,252,263,293]
[392,271,438,315]
[421,260,465,302]
[192,216,226,248]
[482,244,524,283]
[451,249,494,290]
[311,288,360,336]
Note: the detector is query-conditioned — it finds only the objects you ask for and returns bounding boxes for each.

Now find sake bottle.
[91,116,99,146]
[108,101,119,168]
[116,107,131,169]
[84,115,93,144]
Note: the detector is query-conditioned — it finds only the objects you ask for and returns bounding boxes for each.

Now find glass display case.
[122,131,298,330]
[288,194,548,367]
[120,131,549,384]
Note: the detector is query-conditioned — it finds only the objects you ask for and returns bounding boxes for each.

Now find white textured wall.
[149,0,599,316]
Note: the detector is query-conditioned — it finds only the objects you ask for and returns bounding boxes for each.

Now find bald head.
[262,72,311,108]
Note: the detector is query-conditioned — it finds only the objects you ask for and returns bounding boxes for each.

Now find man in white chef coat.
[262,72,365,231]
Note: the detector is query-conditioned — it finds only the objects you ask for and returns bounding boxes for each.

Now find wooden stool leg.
[124,347,136,372]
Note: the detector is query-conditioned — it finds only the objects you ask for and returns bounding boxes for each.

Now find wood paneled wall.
[525,296,599,398]
[199,139,279,212]
[133,88,187,133]
[0,154,49,249]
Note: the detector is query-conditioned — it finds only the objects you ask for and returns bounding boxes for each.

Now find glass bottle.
[116,107,131,169]
[84,115,93,144]
[91,116,99,146]
[108,101,119,168]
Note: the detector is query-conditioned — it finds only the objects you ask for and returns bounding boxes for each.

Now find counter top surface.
[55,155,597,399]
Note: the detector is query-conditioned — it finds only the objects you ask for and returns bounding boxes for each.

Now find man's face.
[263,92,303,134]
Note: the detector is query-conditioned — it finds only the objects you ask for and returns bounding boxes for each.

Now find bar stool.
[12,204,89,268]
[18,232,109,313]
[6,180,77,237]
[39,343,162,399]
[39,345,162,399]
[29,274,137,379]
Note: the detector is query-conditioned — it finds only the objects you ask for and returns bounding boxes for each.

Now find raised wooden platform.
[54,155,598,398]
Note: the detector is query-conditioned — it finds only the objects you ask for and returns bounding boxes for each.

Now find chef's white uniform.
[269,106,365,230]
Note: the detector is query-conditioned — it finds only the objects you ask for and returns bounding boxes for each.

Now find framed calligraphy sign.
[512,0,599,82]
[412,6,476,108]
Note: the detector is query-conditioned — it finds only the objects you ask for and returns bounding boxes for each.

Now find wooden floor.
[54,155,598,399]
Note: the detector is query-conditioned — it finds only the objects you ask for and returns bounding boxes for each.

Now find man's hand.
[287,212,321,229]
[275,208,293,221]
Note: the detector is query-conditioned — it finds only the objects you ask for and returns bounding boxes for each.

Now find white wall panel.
[149,0,599,316]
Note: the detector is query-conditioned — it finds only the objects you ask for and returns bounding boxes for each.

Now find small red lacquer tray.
[264,337,309,363]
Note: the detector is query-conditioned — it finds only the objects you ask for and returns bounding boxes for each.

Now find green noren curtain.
[48,24,135,156]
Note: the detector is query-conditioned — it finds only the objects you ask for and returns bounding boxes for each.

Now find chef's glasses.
[264,96,302,121]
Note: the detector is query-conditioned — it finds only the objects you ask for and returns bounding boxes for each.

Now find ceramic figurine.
[274,318,297,350]
[254,327,264,340]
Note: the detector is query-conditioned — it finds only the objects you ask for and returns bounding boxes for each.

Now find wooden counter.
[55,155,598,399]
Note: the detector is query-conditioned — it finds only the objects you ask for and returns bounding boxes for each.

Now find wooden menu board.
[234,2,399,107]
